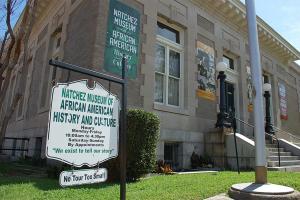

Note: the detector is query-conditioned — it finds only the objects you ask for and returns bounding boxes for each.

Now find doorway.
[225,82,235,114]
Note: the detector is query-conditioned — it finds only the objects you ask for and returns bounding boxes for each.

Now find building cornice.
[231,0,300,61]
[192,0,300,63]
[12,0,52,36]
[13,0,300,64]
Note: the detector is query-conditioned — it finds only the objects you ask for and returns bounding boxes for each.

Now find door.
[225,82,235,114]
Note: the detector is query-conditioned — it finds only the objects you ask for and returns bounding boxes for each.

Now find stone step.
[266,148,285,152]
[266,144,279,148]
[268,151,292,156]
[268,165,300,172]
[268,160,300,167]
[268,156,299,161]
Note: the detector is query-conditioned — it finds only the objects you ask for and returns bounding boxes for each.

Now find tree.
[0,0,38,149]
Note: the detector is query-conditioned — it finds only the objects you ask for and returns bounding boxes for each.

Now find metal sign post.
[120,56,127,200]
[49,56,127,200]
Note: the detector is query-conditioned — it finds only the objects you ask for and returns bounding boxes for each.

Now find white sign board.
[59,168,107,187]
[46,80,119,167]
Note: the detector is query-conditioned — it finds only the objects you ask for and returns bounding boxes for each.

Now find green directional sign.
[104,0,141,79]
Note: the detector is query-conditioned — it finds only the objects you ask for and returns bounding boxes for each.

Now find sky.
[0,0,26,36]
[241,0,300,65]
[1,0,299,64]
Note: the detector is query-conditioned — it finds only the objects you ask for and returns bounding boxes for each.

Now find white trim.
[155,38,184,108]
[157,35,184,51]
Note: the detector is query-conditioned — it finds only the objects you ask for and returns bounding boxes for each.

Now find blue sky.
[1,0,299,64]
[0,0,26,36]
[242,0,300,64]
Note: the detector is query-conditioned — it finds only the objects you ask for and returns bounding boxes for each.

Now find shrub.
[190,152,214,169]
[199,154,213,167]
[155,160,174,174]
[190,152,200,169]
[103,109,160,182]
[126,109,160,181]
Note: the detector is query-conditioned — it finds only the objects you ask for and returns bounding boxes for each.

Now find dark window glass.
[157,22,179,43]
[56,37,61,48]
[223,55,234,70]
[263,75,269,83]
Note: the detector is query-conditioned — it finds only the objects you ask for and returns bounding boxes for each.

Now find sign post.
[48,56,128,199]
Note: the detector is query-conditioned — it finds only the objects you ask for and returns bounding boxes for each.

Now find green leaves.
[126,109,160,181]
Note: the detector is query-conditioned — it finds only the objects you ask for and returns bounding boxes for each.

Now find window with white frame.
[155,22,183,107]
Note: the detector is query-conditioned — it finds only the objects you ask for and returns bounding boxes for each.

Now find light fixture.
[263,83,271,92]
[216,61,228,72]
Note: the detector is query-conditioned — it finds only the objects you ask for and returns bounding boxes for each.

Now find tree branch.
[0,0,31,106]
[0,0,16,77]
[0,30,9,65]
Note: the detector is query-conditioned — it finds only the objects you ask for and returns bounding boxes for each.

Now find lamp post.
[216,61,229,128]
[263,83,274,135]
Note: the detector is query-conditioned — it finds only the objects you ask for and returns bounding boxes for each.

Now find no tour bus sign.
[46,80,120,167]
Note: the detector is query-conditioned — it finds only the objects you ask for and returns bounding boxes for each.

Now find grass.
[0,170,300,200]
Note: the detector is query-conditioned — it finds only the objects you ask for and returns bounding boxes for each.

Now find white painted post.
[245,0,267,183]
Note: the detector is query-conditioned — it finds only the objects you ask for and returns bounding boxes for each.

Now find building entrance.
[225,82,235,114]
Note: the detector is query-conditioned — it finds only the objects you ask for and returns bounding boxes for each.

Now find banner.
[278,82,288,120]
[196,41,216,101]
[104,0,140,79]
[246,66,253,112]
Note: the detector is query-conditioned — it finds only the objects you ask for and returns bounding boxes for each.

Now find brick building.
[1,0,300,170]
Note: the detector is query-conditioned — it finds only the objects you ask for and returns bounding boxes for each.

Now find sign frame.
[49,58,128,200]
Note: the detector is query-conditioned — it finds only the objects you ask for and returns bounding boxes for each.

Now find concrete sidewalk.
[205,193,233,200]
